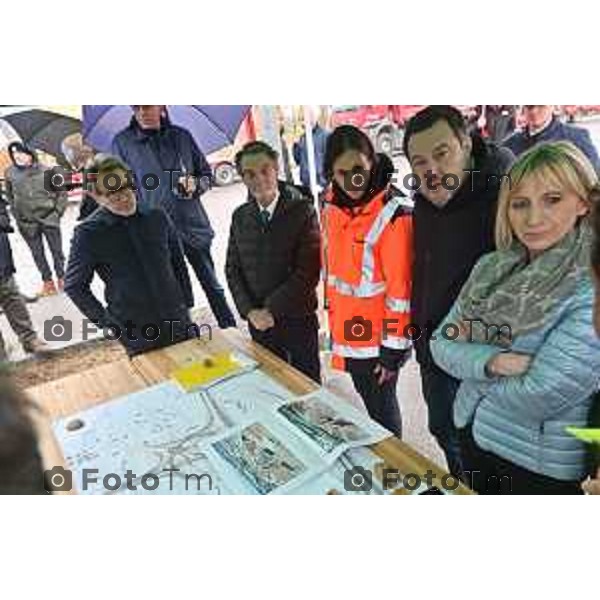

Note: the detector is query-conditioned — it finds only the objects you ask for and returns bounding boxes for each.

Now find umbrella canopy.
[1,109,81,161]
[83,105,252,156]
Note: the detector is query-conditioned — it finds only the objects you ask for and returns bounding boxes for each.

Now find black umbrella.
[1,109,81,163]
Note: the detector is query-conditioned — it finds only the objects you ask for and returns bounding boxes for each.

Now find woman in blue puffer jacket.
[430,141,600,494]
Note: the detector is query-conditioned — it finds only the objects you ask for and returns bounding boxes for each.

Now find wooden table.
[28,330,473,495]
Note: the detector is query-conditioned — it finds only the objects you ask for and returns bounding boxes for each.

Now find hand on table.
[582,468,600,495]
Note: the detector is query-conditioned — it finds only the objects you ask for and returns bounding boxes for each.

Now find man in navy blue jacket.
[504,105,600,171]
[112,105,236,328]
[65,155,197,357]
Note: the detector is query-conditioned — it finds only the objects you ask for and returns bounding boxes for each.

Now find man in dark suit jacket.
[226,141,321,383]
[65,154,196,357]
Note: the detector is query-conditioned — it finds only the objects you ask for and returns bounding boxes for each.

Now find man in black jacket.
[65,155,196,357]
[226,142,321,383]
[403,105,514,478]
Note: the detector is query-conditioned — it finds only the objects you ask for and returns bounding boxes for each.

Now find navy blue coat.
[64,207,195,356]
[293,125,329,189]
[503,117,600,171]
[113,117,215,248]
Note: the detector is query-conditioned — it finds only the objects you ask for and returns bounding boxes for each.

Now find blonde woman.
[431,142,600,494]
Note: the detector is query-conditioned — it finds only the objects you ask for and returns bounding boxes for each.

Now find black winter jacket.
[225,182,321,320]
[412,135,514,365]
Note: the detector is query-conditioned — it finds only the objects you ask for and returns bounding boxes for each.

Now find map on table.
[53,382,232,495]
[52,367,392,495]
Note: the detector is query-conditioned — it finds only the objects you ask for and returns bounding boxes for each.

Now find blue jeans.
[419,360,463,478]
[182,240,236,329]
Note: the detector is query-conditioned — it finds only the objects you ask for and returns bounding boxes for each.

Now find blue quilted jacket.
[430,252,600,481]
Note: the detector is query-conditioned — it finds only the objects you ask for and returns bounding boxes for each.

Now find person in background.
[0,192,50,361]
[60,133,98,221]
[0,369,47,494]
[112,105,236,329]
[64,155,196,357]
[226,142,321,383]
[322,126,413,437]
[504,105,600,171]
[403,105,513,477]
[431,142,600,494]
[5,142,68,296]
[293,106,329,190]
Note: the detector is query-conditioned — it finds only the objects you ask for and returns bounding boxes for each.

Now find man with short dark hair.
[226,141,321,383]
[504,105,600,170]
[65,155,196,357]
[404,105,513,478]
[112,105,236,329]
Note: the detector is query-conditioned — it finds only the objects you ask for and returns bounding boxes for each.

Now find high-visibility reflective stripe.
[385,297,411,313]
[332,344,380,358]
[327,275,386,298]
[382,336,413,350]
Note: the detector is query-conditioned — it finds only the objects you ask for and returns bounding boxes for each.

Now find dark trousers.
[249,314,321,384]
[0,276,36,361]
[459,427,584,495]
[419,360,463,478]
[22,224,65,282]
[346,358,402,438]
[181,240,236,329]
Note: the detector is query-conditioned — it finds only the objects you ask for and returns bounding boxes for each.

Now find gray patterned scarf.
[455,223,592,347]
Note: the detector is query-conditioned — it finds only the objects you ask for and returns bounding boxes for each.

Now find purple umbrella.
[83,105,252,155]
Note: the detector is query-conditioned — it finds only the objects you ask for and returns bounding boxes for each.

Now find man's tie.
[260,209,270,227]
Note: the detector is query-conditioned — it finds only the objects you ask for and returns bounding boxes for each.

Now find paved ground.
[5,117,600,468]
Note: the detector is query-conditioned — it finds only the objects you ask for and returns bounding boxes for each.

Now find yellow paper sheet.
[172,353,242,390]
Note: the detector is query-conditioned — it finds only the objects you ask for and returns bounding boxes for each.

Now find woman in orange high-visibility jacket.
[322,125,413,437]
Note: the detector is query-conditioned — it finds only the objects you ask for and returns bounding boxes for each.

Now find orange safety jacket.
[322,186,414,371]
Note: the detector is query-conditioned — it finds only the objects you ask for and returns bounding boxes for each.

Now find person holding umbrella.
[5,142,68,297]
[111,105,236,329]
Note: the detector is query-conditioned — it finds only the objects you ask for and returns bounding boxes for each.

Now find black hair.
[7,141,36,165]
[402,105,469,159]
[235,141,279,174]
[0,370,47,494]
[323,125,376,181]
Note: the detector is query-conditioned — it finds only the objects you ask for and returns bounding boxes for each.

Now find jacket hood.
[330,152,395,209]
[7,141,37,168]
[128,109,173,138]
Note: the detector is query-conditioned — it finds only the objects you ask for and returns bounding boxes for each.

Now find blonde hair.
[495,141,599,250]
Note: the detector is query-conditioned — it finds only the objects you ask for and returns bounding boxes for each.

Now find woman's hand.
[374,364,397,386]
[486,352,533,378]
